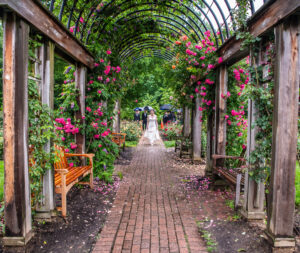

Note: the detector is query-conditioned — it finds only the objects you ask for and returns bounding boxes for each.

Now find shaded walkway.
[93,138,207,253]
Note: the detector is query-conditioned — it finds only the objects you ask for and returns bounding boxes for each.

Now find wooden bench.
[112,132,126,150]
[212,154,246,208]
[54,146,94,217]
[180,137,193,159]
[174,136,183,152]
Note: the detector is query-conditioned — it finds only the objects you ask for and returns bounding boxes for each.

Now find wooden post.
[183,106,191,137]
[2,12,33,245]
[113,100,121,133]
[35,41,55,218]
[241,99,265,220]
[205,112,214,176]
[193,95,202,160]
[214,66,227,156]
[266,16,299,248]
[75,64,87,154]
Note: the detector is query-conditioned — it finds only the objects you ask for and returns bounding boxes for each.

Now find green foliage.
[164,140,175,148]
[0,161,3,201]
[248,41,275,182]
[295,162,300,207]
[196,220,218,253]
[125,141,138,147]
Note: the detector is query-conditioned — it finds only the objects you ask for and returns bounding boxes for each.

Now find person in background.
[134,110,140,122]
[142,109,148,131]
[163,112,169,126]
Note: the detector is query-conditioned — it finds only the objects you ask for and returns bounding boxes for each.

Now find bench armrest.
[55,168,69,174]
[65,153,94,165]
[212,154,245,161]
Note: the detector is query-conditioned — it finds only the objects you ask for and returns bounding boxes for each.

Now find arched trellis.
[113,12,203,43]
[121,45,175,63]
[120,43,174,61]
[132,53,173,63]
[44,0,262,49]
[2,1,299,251]
[116,33,178,53]
[119,38,173,58]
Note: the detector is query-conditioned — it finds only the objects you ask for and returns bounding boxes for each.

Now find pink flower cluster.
[55,118,79,135]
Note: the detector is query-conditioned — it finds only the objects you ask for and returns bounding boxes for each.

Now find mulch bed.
[168,150,274,253]
[198,219,272,253]
[0,147,135,253]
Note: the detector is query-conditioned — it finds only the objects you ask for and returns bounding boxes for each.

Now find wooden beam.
[75,64,87,154]
[2,12,33,245]
[205,112,214,176]
[214,66,227,156]
[39,41,55,216]
[183,106,191,137]
[217,0,300,64]
[0,0,94,69]
[266,15,299,247]
[113,100,121,133]
[193,95,202,160]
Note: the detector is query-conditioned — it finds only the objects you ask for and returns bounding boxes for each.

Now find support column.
[75,64,87,154]
[3,12,33,245]
[183,106,191,137]
[36,41,55,218]
[213,66,227,166]
[241,99,265,220]
[205,113,214,176]
[193,95,202,160]
[113,100,121,133]
[266,16,299,249]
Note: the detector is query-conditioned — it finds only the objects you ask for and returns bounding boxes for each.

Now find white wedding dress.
[144,115,160,145]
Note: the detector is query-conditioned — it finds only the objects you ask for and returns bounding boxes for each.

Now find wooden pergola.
[0,0,299,251]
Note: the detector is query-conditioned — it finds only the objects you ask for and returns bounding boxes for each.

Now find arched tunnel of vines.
[0,0,299,252]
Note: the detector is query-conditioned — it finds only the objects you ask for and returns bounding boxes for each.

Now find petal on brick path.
[93,137,209,253]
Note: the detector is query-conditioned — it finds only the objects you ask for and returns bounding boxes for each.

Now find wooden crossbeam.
[218,0,300,64]
[0,0,95,69]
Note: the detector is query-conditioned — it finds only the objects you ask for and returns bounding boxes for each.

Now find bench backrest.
[54,145,68,170]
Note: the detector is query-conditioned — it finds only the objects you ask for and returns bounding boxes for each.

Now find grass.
[295,161,300,207]
[196,220,218,253]
[164,140,175,148]
[0,161,3,201]
[125,140,138,147]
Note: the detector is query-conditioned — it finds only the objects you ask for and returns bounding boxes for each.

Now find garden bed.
[0,178,120,253]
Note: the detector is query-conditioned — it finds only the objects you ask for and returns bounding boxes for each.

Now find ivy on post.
[75,64,87,154]
[241,46,265,221]
[266,15,300,249]
[37,40,56,219]
[213,65,228,162]
[193,94,202,161]
[2,12,33,245]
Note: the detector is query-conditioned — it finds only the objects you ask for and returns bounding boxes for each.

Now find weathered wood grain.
[75,65,87,154]
[0,0,94,69]
[3,12,32,241]
[218,0,300,64]
[193,95,202,160]
[214,66,227,157]
[267,15,300,238]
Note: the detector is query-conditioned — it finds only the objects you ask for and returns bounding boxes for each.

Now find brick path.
[93,138,207,253]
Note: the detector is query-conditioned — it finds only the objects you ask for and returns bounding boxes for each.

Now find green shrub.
[296,161,300,207]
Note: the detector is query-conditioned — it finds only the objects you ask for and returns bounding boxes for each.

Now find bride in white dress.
[144,109,160,145]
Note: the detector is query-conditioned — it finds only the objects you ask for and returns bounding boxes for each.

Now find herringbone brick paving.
[93,137,208,253]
